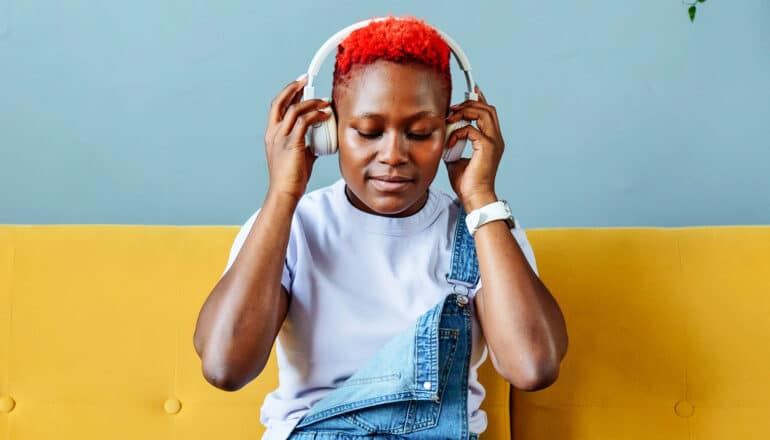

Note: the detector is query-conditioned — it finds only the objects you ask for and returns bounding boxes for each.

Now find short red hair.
[331,14,452,110]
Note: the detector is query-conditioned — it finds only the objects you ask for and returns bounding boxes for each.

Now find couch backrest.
[512,226,770,439]
[1,225,768,439]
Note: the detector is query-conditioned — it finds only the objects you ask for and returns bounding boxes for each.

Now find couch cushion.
[513,226,770,439]
[1,225,769,439]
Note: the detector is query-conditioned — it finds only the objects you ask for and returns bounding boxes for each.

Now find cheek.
[339,129,377,164]
[415,139,446,163]
[337,140,371,181]
[414,140,445,181]
[339,128,360,153]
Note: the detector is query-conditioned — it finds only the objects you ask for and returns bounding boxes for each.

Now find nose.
[377,132,409,166]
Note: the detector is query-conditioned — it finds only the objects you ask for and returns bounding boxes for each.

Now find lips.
[370,175,413,182]
[369,175,414,192]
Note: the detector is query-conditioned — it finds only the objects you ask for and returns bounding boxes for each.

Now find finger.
[281,88,305,125]
[475,84,486,104]
[446,123,495,152]
[279,99,330,137]
[289,80,304,108]
[449,100,502,139]
[286,105,333,145]
[475,85,502,134]
[269,74,308,126]
[281,78,310,121]
[472,84,502,134]
[446,104,498,139]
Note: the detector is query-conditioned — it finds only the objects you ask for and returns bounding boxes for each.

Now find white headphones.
[302,16,479,163]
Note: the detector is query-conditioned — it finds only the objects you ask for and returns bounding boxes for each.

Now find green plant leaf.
[698,0,706,3]
[689,5,697,22]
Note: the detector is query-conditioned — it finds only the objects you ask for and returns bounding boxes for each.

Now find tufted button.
[674,400,694,418]
[164,398,182,415]
[0,395,15,413]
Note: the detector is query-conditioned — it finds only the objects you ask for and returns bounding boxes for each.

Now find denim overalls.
[287,209,482,440]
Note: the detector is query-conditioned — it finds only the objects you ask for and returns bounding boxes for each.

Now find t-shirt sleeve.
[221,208,294,293]
[470,216,539,297]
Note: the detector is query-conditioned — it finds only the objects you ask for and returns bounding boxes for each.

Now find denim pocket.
[339,327,459,435]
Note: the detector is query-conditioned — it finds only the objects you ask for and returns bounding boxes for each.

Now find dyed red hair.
[331,15,453,110]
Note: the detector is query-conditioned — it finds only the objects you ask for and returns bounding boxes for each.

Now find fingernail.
[296,73,308,82]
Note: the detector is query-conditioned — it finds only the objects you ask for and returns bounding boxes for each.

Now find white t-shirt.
[222,177,539,440]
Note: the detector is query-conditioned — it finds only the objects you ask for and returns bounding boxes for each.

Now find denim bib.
[288,209,482,440]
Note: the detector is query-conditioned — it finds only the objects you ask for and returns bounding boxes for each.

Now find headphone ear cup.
[305,98,338,156]
[443,119,471,162]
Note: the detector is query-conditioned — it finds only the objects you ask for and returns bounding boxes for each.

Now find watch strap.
[465,200,515,236]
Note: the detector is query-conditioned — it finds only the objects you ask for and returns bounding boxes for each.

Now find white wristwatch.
[465,200,515,236]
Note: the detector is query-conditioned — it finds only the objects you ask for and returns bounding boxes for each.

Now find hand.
[264,74,332,202]
[444,84,505,211]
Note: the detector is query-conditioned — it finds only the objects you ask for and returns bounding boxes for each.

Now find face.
[332,59,450,217]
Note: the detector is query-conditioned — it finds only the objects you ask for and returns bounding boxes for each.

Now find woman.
[194,15,568,440]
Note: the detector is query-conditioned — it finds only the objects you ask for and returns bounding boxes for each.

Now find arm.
[467,194,568,391]
[193,73,331,391]
[444,84,568,391]
[193,190,295,391]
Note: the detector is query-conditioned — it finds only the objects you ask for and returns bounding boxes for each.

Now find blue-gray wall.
[1,1,768,227]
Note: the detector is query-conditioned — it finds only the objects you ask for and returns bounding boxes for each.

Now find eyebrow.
[355,110,440,121]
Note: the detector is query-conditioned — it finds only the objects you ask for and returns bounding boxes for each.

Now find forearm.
[194,189,296,389]
[466,194,568,388]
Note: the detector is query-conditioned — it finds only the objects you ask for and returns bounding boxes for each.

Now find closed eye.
[357,131,381,140]
[409,132,433,140]
[356,131,434,140]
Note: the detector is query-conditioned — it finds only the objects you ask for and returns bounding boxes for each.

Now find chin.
[367,198,413,215]
[363,183,424,214]
[343,172,430,217]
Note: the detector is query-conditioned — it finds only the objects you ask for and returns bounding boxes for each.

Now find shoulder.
[294,178,341,215]
[431,185,463,210]
[240,179,340,227]
[223,180,341,276]
[289,179,344,236]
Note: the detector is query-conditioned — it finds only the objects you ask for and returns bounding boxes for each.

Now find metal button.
[452,284,470,295]
[456,294,469,306]
[423,381,432,390]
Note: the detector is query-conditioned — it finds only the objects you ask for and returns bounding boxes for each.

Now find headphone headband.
[302,16,478,103]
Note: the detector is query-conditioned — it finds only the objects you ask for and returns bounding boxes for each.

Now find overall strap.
[445,206,481,290]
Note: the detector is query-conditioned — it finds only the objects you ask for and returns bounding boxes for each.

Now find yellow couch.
[1,224,769,439]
